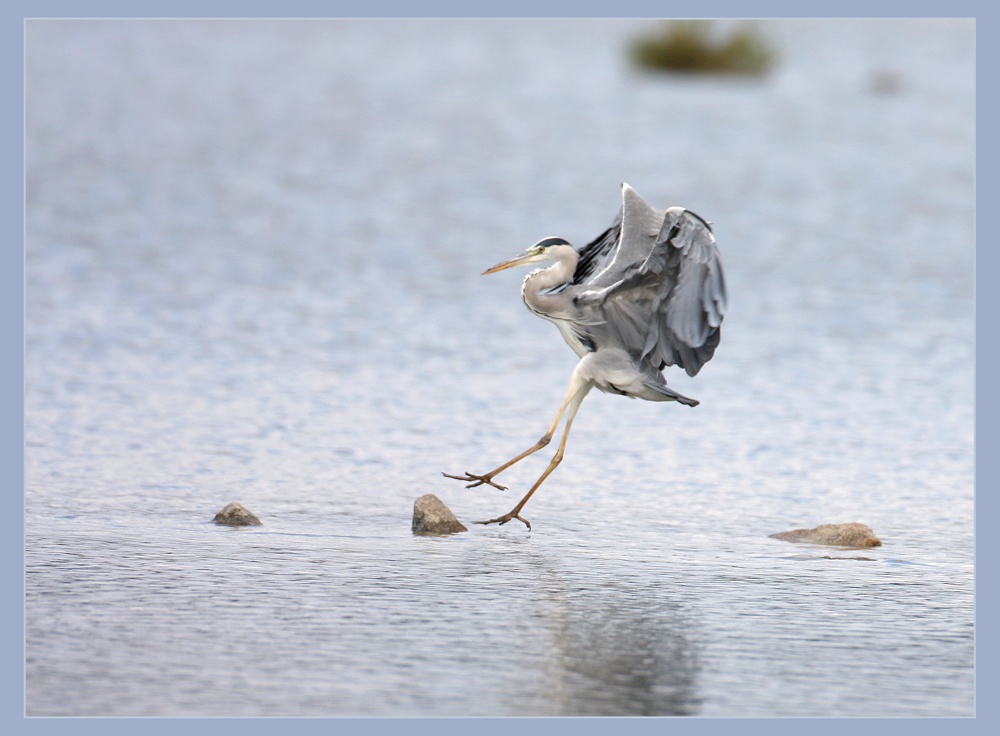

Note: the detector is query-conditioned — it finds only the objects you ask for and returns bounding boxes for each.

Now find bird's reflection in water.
[529,561,702,716]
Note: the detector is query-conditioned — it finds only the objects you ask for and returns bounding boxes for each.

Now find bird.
[444,183,727,530]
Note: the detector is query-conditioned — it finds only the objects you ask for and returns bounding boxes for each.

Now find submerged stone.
[412,494,467,535]
[770,522,881,548]
[213,502,262,527]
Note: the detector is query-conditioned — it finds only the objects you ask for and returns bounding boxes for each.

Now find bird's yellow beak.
[482,251,542,275]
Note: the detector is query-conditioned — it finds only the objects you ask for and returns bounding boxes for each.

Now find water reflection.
[529,558,700,716]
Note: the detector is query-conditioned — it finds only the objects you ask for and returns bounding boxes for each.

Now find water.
[25,19,974,717]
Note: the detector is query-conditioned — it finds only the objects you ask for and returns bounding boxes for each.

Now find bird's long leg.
[475,383,592,530]
[443,379,583,491]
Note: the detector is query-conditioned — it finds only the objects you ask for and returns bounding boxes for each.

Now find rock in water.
[770,522,881,548]
[213,502,262,527]
[412,494,467,535]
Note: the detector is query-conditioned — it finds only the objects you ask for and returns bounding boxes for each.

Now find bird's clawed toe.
[441,471,507,491]
[475,512,531,530]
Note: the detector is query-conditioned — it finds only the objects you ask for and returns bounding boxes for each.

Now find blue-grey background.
[25,18,974,717]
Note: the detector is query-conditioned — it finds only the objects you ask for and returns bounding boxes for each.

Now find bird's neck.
[522,248,578,319]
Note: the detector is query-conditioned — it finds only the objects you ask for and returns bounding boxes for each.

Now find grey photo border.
[6,1,991,734]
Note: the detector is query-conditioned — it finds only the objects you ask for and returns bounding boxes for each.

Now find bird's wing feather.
[571,211,621,286]
[571,184,727,377]
[574,184,663,290]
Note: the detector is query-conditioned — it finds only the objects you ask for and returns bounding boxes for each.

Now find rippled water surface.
[25,19,974,717]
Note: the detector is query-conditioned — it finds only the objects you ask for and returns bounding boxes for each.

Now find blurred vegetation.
[630,20,775,77]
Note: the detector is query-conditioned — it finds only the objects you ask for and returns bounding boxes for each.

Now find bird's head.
[482,237,572,275]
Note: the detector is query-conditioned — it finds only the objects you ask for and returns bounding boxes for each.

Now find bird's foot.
[441,471,507,491]
[475,511,531,531]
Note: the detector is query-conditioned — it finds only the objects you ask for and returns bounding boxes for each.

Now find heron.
[444,183,727,529]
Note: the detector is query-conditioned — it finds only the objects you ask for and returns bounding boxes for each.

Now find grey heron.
[444,183,727,529]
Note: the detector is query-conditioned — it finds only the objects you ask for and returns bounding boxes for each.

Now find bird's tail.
[670,390,699,407]
[644,377,699,407]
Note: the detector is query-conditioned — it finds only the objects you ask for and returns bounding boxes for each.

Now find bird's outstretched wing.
[570,183,727,377]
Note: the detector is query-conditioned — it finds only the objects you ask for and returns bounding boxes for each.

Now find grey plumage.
[444,183,727,529]
[564,185,726,378]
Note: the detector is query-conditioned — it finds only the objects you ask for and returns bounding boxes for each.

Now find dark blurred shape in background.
[630,20,775,77]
